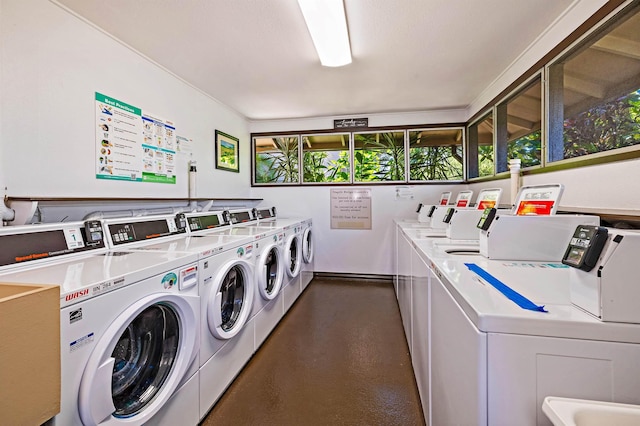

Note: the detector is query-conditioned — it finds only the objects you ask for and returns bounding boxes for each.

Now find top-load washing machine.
[0,219,201,426]
[101,211,260,421]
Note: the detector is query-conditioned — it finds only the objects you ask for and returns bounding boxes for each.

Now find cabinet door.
[488,333,640,426]
[431,277,487,426]
[397,232,412,349]
[411,249,430,424]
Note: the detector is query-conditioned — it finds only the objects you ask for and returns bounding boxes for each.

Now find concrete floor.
[200,277,425,426]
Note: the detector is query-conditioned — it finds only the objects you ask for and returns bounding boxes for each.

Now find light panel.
[297,0,352,67]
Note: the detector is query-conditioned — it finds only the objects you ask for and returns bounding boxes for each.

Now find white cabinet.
[488,333,640,426]
[410,249,430,425]
[431,276,487,426]
[397,232,413,349]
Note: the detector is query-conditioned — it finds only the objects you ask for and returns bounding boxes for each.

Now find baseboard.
[313,272,393,282]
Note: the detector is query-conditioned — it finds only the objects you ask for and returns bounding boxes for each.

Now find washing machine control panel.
[0,221,106,269]
[562,225,609,271]
[105,214,187,246]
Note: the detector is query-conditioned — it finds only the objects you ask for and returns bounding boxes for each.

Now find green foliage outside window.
[408,130,463,180]
[303,151,349,182]
[353,132,405,182]
[478,145,494,177]
[563,89,640,159]
[255,137,299,183]
[508,131,541,168]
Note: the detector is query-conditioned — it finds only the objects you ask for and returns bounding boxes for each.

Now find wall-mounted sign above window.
[334,118,368,129]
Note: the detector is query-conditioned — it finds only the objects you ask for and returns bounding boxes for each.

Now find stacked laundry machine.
[0,205,313,425]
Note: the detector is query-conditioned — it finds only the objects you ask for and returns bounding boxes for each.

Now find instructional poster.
[95,92,176,184]
[330,188,372,230]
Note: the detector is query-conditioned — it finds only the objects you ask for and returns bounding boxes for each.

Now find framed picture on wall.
[215,130,239,173]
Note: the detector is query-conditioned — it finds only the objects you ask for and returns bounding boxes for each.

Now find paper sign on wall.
[95,92,176,184]
[330,188,372,230]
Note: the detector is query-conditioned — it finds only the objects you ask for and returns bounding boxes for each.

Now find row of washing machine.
[0,206,313,425]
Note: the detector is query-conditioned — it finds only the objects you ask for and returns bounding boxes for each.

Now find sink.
[543,396,640,426]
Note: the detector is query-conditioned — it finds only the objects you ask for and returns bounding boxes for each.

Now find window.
[408,128,464,181]
[302,133,351,183]
[254,136,299,184]
[494,76,543,171]
[467,113,494,178]
[353,131,405,182]
[548,3,640,162]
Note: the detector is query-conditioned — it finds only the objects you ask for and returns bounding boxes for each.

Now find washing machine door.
[256,243,284,300]
[284,233,302,278]
[208,259,255,339]
[302,227,314,263]
[78,293,198,425]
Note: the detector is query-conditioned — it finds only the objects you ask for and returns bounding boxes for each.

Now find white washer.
[0,221,201,426]
[249,207,307,312]
[281,222,303,313]
[197,223,287,350]
[103,212,259,421]
[300,218,314,292]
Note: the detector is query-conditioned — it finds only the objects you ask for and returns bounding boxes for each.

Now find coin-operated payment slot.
[565,225,640,324]
[562,225,608,272]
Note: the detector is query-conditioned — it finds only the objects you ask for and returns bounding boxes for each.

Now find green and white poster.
[95,92,176,184]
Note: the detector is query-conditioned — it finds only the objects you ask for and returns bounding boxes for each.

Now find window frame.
[300,132,353,185]
[545,0,640,167]
[252,134,302,186]
[407,126,466,183]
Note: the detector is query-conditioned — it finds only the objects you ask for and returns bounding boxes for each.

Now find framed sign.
[330,188,372,229]
[215,130,239,173]
[334,118,368,129]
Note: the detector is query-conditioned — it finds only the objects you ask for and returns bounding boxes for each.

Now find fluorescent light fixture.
[297,0,352,67]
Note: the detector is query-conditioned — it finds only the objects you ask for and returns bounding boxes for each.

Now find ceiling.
[56,0,577,121]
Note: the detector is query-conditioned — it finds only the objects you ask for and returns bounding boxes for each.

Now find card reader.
[562,225,608,271]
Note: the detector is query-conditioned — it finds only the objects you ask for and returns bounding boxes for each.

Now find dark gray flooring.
[200,277,425,426]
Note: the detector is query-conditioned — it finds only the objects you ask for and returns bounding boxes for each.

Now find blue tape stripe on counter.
[464,263,548,313]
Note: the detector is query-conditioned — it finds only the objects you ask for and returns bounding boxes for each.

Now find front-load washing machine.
[191,220,287,354]
[251,229,286,349]
[282,222,303,313]
[102,212,259,421]
[300,218,314,292]
[195,231,258,419]
[0,220,201,426]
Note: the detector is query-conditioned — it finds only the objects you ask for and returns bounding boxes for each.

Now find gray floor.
[200,277,425,426]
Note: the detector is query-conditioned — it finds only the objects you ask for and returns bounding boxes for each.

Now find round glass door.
[209,259,254,340]
[258,244,283,300]
[111,303,179,417]
[220,265,245,331]
[285,235,302,278]
[302,228,313,263]
[264,247,279,294]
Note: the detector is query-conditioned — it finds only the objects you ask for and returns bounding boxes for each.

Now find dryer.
[0,220,201,426]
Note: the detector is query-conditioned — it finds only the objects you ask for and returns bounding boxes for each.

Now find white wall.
[252,184,463,275]
[0,0,251,199]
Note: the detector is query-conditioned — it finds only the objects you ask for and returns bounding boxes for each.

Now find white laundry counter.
[393,219,640,426]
